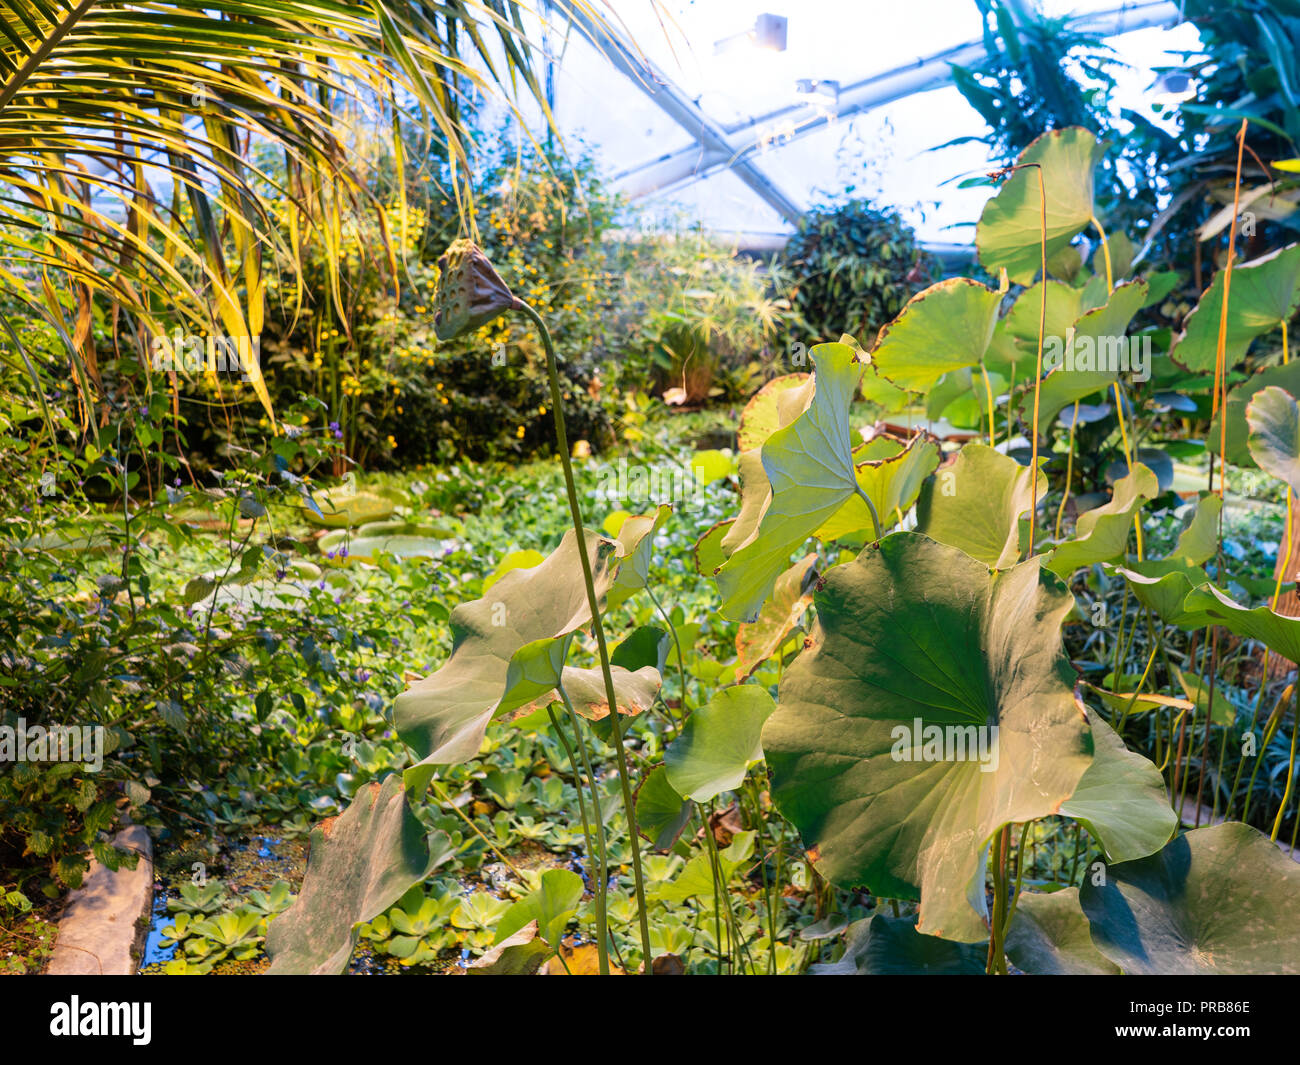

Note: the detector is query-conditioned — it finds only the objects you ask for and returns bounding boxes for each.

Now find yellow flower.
[515,425,525,438]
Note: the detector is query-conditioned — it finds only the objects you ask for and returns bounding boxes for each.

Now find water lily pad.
[764,533,1092,942]
[304,490,395,528]
[871,278,1002,392]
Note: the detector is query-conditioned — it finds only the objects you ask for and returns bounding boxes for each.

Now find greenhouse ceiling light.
[796,78,839,109]
[713,13,787,56]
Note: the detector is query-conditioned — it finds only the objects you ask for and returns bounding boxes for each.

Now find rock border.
[46,823,153,975]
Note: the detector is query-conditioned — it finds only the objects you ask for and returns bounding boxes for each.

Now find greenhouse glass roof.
[484,0,1204,247]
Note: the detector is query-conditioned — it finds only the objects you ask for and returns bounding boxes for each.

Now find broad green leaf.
[608,504,671,607]
[652,831,755,904]
[719,449,770,558]
[716,344,864,621]
[395,530,617,769]
[1211,360,1300,468]
[1004,888,1120,975]
[871,278,1002,391]
[1059,707,1178,862]
[693,519,732,576]
[467,922,549,975]
[495,869,583,950]
[915,444,1046,569]
[1046,464,1158,578]
[1246,385,1300,493]
[1182,580,1300,663]
[1170,244,1300,373]
[1034,279,1149,427]
[810,914,987,975]
[692,450,733,486]
[764,533,1092,942]
[1002,279,1085,348]
[635,767,692,851]
[265,776,450,975]
[977,127,1106,284]
[1170,493,1224,566]
[665,685,778,801]
[1114,563,1212,626]
[1172,663,1236,727]
[1080,822,1300,974]
[738,373,810,451]
[815,434,940,541]
[735,553,817,680]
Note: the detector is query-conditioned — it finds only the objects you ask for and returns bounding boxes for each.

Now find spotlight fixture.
[713,13,788,56]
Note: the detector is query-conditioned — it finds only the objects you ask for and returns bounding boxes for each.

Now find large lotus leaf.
[1115,563,1212,626]
[482,548,545,591]
[735,553,817,680]
[870,278,1002,392]
[719,449,771,558]
[1209,360,1300,468]
[738,373,810,451]
[1003,279,1085,349]
[664,684,778,802]
[1004,887,1120,975]
[466,922,549,975]
[815,434,941,541]
[265,776,451,974]
[764,533,1092,942]
[716,344,863,621]
[1170,493,1223,566]
[318,532,453,564]
[1035,280,1149,426]
[811,914,987,975]
[635,766,692,851]
[915,444,1046,569]
[1170,244,1300,373]
[1181,580,1300,662]
[1247,386,1300,493]
[1059,707,1177,862]
[1045,464,1158,578]
[693,519,732,576]
[1080,822,1300,974]
[503,658,661,725]
[977,127,1105,285]
[394,529,616,768]
[608,504,672,607]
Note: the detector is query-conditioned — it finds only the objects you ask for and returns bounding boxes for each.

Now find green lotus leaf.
[716,343,864,621]
[394,529,617,769]
[635,766,692,851]
[719,449,770,559]
[1169,493,1224,566]
[1080,822,1300,974]
[1004,887,1120,975]
[738,373,811,451]
[665,684,778,802]
[1246,385,1300,493]
[1181,580,1300,666]
[318,532,452,564]
[1170,244,1300,374]
[764,533,1092,942]
[1046,464,1158,578]
[495,869,584,951]
[652,831,755,905]
[1059,706,1178,862]
[735,553,817,680]
[265,776,451,975]
[1113,563,1212,626]
[815,434,941,541]
[811,914,987,975]
[977,127,1106,285]
[1003,279,1085,348]
[915,444,1046,569]
[483,548,546,592]
[871,278,1002,392]
[693,519,732,576]
[608,504,672,607]
[1034,279,1149,427]
[1209,360,1300,467]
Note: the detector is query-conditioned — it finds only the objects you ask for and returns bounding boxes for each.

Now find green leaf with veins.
[977,127,1105,285]
[1246,385,1300,493]
[915,444,1046,569]
[1005,888,1120,975]
[870,278,1002,392]
[815,435,941,541]
[1046,464,1158,578]
[1171,244,1300,374]
[1059,706,1178,862]
[763,533,1092,942]
[665,684,777,801]
[715,343,863,622]
[1081,822,1300,974]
